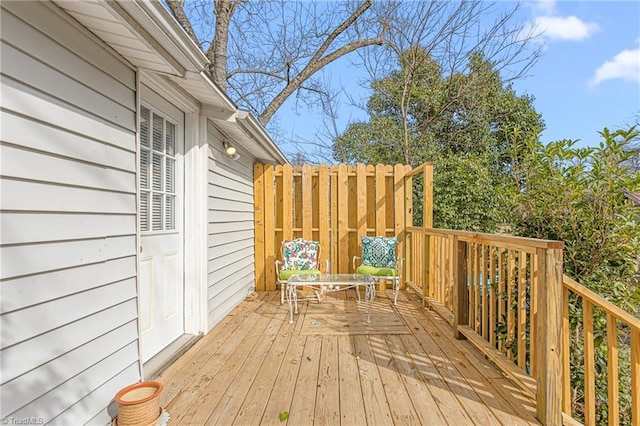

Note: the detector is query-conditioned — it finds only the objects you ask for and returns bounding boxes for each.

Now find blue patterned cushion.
[361,236,397,268]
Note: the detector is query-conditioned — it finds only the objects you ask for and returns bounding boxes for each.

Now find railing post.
[453,237,468,339]
[423,164,433,228]
[535,247,564,425]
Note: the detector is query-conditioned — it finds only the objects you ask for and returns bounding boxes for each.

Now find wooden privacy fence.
[253,163,433,292]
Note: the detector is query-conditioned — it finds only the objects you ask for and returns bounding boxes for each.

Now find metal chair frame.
[275,240,330,305]
[353,252,404,305]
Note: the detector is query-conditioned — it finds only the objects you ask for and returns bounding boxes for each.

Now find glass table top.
[287,273,374,284]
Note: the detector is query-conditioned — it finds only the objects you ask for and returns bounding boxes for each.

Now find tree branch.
[165,0,200,46]
[308,0,373,65]
[259,36,383,124]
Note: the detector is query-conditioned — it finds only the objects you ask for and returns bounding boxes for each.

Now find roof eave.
[235,110,289,164]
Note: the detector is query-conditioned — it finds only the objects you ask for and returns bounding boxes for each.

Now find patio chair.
[353,235,404,305]
[275,238,330,305]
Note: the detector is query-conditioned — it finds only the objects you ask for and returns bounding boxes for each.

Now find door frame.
[135,71,208,377]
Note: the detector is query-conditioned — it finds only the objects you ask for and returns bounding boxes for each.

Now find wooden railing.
[405,226,564,424]
[405,226,640,425]
[562,275,640,425]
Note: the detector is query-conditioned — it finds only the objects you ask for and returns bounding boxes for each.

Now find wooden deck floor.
[156,289,539,425]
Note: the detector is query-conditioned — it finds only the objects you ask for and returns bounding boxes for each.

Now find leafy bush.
[510,127,640,424]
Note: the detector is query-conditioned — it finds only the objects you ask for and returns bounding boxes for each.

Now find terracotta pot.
[115,381,164,426]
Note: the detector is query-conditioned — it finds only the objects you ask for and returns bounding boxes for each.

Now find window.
[140,106,176,231]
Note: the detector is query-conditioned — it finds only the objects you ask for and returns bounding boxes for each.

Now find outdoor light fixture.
[223,141,240,160]
[223,141,237,156]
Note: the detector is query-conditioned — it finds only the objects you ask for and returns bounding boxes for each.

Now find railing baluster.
[453,236,467,340]
[517,250,527,369]
[482,244,489,340]
[468,241,475,330]
[531,252,538,378]
[606,313,619,426]
[498,248,505,353]
[584,299,595,425]
[562,286,571,415]
[489,246,496,347]
[632,328,639,426]
[474,243,481,333]
[508,249,516,361]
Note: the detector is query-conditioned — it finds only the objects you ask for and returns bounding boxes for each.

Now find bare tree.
[164,0,541,155]
[165,0,385,125]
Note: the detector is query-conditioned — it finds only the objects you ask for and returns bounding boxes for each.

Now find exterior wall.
[206,122,257,330]
[0,2,140,424]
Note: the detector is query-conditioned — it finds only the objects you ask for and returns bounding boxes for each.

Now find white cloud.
[534,15,599,41]
[591,48,640,85]
[533,0,557,16]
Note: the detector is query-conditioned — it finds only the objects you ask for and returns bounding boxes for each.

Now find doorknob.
[140,246,143,253]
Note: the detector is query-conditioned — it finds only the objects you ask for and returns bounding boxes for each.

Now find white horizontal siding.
[1,178,135,214]
[1,144,135,193]
[1,1,135,89]
[1,300,138,384]
[1,321,138,415]
[1,236,136,279]
[207,254,254,288]
[207,270,255,327]
[206,124,258,330]
[1,277,137,348]
[1,257,136,313]
[207,246,255,275]
[207,229,254,248]
[1,213,136,246]
[1,112,135,170]
[0,2,140,424]
[2,42,135,130]
[0,8,134,108]
[10,343,139,425]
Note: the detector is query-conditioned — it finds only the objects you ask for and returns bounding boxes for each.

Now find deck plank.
[288,336,322,425]
[369,334,421,424]
[399,291,539,425]
[161,292,274,423]
[259,302,310,426]
[314,336,340,425]
[157,292,267,406]
[173,293,280,425]
[398,332,474,425]
[386,334,448,425]
[396,293,499,425]
[337,335,366,425]
[413,297,538,424]
[157,291,540,426]
[352,334,394,425]
[206,300,290,425]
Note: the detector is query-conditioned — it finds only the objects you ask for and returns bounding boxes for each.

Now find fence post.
[453,237,468,340]
[253,164,265,291]
[535,246,564,425]
[423,164,433,228]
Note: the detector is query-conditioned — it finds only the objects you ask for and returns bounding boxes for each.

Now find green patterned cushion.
[279,269,321,280]
[282,238,319,270]
[361,236,397,268]
[356,265,398,277]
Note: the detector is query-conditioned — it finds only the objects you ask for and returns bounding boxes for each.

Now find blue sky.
[271,0,640,158]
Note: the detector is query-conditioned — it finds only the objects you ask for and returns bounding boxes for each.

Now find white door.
[139,87,185,362]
